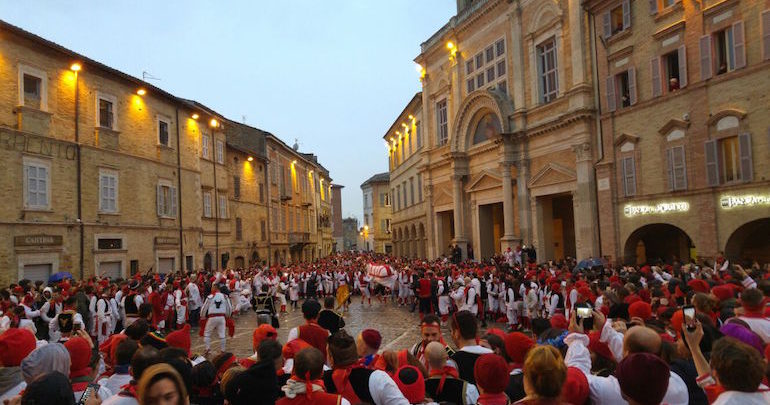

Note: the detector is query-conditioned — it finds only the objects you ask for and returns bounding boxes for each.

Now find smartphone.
[683,305,696,331]
[77,383,100,405]
[575,303,594,331]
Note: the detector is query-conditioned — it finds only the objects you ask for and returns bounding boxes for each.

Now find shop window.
[705,133,752,186]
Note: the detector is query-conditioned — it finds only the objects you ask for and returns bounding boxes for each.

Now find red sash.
[331,365,363,404]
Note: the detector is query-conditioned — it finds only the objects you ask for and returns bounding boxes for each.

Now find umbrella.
[48,271,74,283]
[576,258,607,270]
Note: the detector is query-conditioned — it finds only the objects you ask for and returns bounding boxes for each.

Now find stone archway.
[418,223,426,258]
[411,224,418,258]
[450,89,514,153]
[724,218,770,264]
[623,223,693,265]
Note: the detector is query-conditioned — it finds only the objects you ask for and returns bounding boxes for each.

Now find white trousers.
[204,316,226,352]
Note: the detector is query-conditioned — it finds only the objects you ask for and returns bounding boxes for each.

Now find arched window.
[472,113,502,145]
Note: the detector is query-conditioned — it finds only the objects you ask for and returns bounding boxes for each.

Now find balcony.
[288,232,310,245]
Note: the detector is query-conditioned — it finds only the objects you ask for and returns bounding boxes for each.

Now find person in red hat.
[502,332,535,402]
[356,329,382,368]
[65,335,112,402]
[473,353,509,405]
[393,365,428,404]
[166,324,192,357]
[0,328,37,401]
[735,288,770,343]
[628,301,652,324]
[277,347,349,405]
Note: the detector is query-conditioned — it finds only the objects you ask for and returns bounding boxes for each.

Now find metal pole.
[75,71,84,280]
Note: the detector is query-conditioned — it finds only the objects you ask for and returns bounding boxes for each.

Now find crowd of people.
[1,249,769,405]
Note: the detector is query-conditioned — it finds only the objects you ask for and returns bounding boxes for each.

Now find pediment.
[433,184,454,207]
[466,170,502,193]
[528,163,576,188]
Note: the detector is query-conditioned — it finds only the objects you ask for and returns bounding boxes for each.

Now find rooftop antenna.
[292,138,300,151]
[242,115,247,124]
[142,71,161,81]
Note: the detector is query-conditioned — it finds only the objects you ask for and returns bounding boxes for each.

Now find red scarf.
[118,382,138,398]
[478,392,509,405]
[331,364,363,404]
[429,366,459,395]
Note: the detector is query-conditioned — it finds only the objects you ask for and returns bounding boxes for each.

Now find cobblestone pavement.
[189,297,504,358]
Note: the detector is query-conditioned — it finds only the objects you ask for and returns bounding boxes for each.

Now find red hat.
[577,286,592,300]
[474,354,508,394]
[252,324,278,352]
[361,329,382,350]
[99,333,128,367]
[0,328,36,367]
[64,337,92,376]
[550,314,568,330]
[485,328,506,341]
[394,365,426,404]
[282,339,311,360]
[504,332,535,364]
[12,286,24,294]
[628,301,652,321]
[616,353,670,405]
[561,367,589,405]
[166,324,192,356]
[711,285,734,302]
[687,279,710,294]
[587,331,614,362]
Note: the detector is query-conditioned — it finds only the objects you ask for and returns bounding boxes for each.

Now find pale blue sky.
[1,0,454,221]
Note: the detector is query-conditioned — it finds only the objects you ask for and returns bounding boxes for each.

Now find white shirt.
[98,373,132,397]
[737,316,770,344]
[712,388,770,405]
[367,369,410,405]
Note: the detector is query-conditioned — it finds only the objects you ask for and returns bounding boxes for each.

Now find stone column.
[500,161,517,250]
[509,6,526,112]
[451,173,468,259]
[572,142,599,259]
[569,0,586,87]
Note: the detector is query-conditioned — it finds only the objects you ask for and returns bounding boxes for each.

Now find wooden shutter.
[673,146,687,190]
[700,35,712,81]
[623,157,636,196]
[678,45,688,87]
[704,140,719,186]
[628,67,637,105]
[738,132,753,181]
[156,184,163,216]
[650,57,662,97]
[606,76,616,112]
[170,186,178,217]
[602,11,612,39]
[649,0,657,15]
[666,148,675,191]
[622,0,631,30]
[732,20,746,69]
[763,10,770,61]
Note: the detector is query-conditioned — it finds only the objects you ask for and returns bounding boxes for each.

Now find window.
[260,220,266,241]
[215,140,224,164]
[602,1,630,39]
[157,116,170,147]
[218,194,227,218]
[701,21,745,80]
[650,0,678,13]
[385,218,392,234]
[233,176,241,199]
[202,134,210,159]
[23,158,50,210]
[156,181,177,218]
[763,10,770,61]
[466,60,474,75]
[537,38,559,104]
[402,181,407,208]
[235,217,243,241]
[203,191,212,218]
[606,68,636,112]
[417,174,423,202]
[259,183,264,203]
[666,146,687,191]
[621,156,636,196]
[466,38,506,94]
[97,238,122,250]
[384,192,391,207]
[97,93,117,129]
[99,170,118,213]
[472,113,502,145]
[415,121,422,149]
[436,100,448,146]
[705,133,752,186]
[396,186,401,211]
[18,65,47,110]
[410,177,415,206]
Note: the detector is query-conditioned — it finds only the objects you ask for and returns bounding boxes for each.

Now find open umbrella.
[48,271,74,283]
[575,258,607,270]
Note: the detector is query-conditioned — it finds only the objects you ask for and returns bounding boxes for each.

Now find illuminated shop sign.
[623,202,690,217]
[720,195,770,209]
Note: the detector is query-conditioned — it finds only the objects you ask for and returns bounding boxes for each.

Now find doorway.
[478,202,503,259]
[436,210,454,257]
[537,194,575,261]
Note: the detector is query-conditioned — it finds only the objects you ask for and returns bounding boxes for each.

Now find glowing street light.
[136,88,146,96]
[191,113,199,120]
[247,156,254,162]
[70,63,82,72]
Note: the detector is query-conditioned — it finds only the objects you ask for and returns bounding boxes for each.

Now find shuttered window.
[762,10,770,61]
[157,182,177,218]
[666,146,687,191]
[622,156,636,197]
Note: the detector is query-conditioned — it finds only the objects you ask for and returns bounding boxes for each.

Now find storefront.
[14,234,63,285]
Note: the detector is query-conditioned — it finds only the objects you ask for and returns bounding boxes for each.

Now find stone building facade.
[266,136,333,265]
[360,173,392,254]
[0,20,331,284]
[585,0,770,264]
[411,0,599,261]
[385,93,428,258]
[331,184,344,252]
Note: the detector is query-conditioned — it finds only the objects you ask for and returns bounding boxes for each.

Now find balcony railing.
[288,232,310,245]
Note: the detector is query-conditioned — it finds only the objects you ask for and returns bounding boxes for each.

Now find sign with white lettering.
[720,195,770,209]
[14,234,63,246]
[623,202,689,217]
